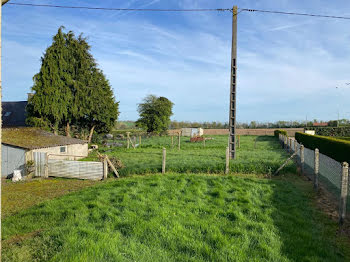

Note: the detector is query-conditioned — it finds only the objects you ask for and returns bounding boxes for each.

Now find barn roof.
[2,128,87,150]
[2,101,28,127]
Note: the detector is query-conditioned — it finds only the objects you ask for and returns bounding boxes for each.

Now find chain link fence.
[279,134,349,224]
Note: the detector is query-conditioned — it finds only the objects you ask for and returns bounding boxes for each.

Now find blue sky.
[3,0,350,123]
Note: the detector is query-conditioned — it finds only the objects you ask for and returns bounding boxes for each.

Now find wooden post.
[294,139,297,153]
[139,136,141,146]
[162,148,166,174]
[203,138,206,147]
[225,147,230,174]
[314,149,319,189]
[288,138,291,153]
[126,132,130,149]
[171,135,174,147]
[284,136,288,150]
[300,145,304,174]
[103,157,108,180]
[178,132,181,150]
[339,162,349,225]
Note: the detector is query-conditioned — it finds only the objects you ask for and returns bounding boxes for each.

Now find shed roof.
[2,128,87,150]
[2,101,28,127]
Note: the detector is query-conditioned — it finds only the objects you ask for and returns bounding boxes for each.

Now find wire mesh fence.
[279,134,349,224]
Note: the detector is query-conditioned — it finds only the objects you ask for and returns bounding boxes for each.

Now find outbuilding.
[181,127,204,137]
[2,128,88,178]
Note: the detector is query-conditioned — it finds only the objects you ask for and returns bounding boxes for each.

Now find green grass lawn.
[3,173,350,261]
[2,178,97,218]
[87,135,295,176]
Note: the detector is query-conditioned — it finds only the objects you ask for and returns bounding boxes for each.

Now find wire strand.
[7,3,350,20]
[241,8,350,20]
[7,3,232,12]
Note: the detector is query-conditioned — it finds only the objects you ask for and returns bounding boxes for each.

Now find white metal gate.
[48,159,103,180]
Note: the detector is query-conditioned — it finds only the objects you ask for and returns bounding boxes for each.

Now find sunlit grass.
[2,173,349,261]
[87,135,296,176]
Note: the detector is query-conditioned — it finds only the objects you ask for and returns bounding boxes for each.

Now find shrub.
[305,127,350,137]
[274,129,287,137]
[295,132,350,163]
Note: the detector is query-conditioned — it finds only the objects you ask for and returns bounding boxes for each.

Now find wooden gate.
[33,152,47,177]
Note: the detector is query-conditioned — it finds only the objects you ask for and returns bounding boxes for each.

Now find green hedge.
[274,129,287,137]
[295,132,350,163]
[306,127,350,137]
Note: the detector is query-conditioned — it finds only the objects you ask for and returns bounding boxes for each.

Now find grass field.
[87,135,296,176]
[2,178,97,218]
[3,173,350,261]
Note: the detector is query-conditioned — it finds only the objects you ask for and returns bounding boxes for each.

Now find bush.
[295,132,350,163]
[306,127,350,137]
[274,129,287,137]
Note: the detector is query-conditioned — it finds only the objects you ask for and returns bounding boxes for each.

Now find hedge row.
[295,132,350,164]
[306,127,350,137]
[274,129,287,137]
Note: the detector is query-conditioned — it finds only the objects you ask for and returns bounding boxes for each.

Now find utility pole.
[229,6,238,159]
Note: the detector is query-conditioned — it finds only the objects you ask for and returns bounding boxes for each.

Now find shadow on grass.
[270,175,346,261]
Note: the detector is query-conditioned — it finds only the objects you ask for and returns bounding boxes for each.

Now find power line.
[7,3,350,20]
[242,8,350,20]
[7,3,232,12]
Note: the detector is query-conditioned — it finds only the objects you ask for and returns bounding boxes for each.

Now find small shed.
[181,128,204,137]
[2,128,88,178]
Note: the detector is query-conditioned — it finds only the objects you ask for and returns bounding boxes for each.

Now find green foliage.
[295,132,350,163]
[274,129,287,137]
[306,127,350,137]
[136,95,173,134]
[27,27,119,135]
[3,174,349,261]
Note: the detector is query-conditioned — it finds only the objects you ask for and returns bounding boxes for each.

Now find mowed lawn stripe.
[2,174,349,261]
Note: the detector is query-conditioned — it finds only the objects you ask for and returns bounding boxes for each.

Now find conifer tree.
[27,27,119,139]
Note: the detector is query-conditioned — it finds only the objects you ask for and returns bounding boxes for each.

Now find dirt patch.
[3,230,42,247]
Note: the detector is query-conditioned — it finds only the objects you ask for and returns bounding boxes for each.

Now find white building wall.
[27,143,88,161]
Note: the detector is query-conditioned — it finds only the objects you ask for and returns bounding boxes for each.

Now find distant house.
[2,128,88,178]
[312,122,328,127]
[2,101,28,127]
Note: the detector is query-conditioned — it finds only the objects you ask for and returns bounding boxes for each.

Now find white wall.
[27,143,88,161]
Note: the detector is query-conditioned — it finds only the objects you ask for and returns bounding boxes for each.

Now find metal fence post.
[300,145,304,174]
[178,132,181,150]
[314,149,319,189]
[162,148,166,174]
[339,162,349,225]
[225,147,230,174]
[294,139,297,153]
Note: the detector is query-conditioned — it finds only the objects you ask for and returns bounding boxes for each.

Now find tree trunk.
[88,125,96,143]
[65,122,71,137]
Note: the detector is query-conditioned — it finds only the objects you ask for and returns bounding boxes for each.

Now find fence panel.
[319,153,342,199]
[48,159,103,180]
[304,147,315,179]
[34,152,47,177]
